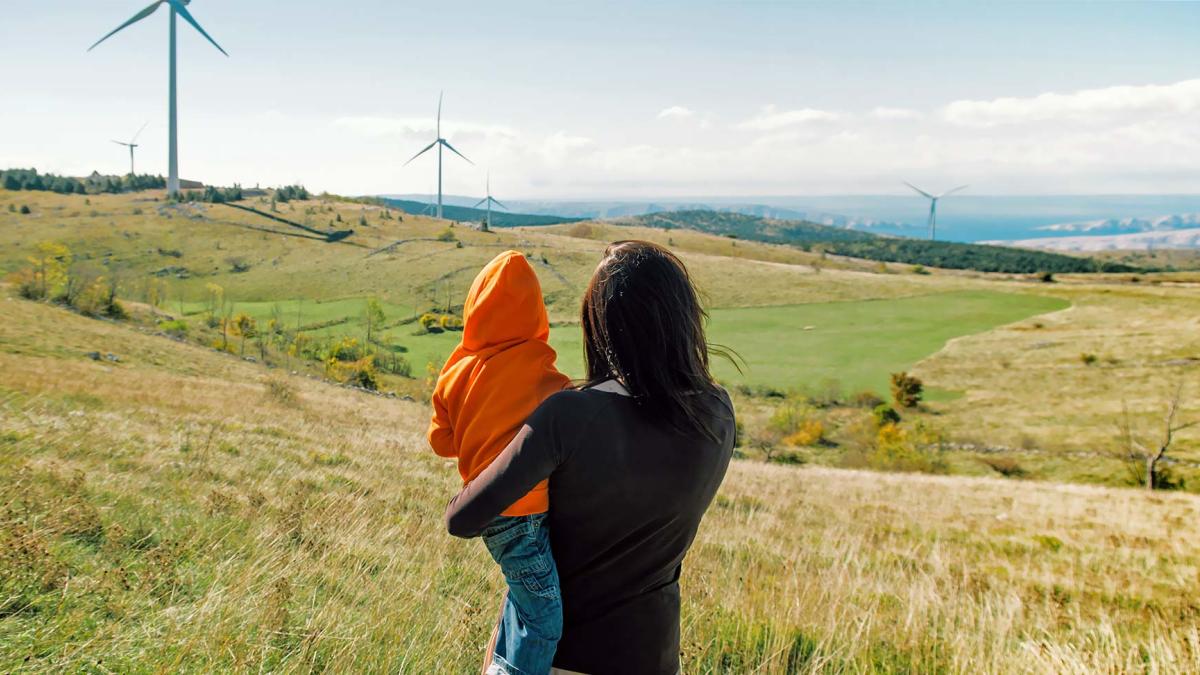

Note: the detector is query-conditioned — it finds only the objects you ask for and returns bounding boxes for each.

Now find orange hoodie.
[427,250,571,516]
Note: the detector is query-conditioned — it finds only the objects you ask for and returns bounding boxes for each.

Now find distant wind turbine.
[904,182,968,240]
[473,173,506,231]
[89,0,228,196]
[112,121,149,176]
[404,92,473,219]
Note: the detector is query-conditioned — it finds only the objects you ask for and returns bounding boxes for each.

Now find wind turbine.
[112,121,149,176]
[404,92,473,219]
[904,182,968,240]
[89,0,228,197]
[473,172,506,231]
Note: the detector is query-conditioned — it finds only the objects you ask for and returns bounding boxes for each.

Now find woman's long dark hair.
[582,240,736,440]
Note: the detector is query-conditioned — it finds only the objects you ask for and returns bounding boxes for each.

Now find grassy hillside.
[614,210,1138,274]
[2,289,1198,673]
[379,198,583,228]
[2,187,1196,494]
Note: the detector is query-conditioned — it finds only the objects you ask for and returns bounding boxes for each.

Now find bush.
[890,371,923,408]
[436,228,457,243]
[911,265,930,275]
[864,422,948,474]
[19,205,31,214]
[566,223,594,239]
[872,404,901,428]
[439,315,464,331]
[158,319,189,337]
[1079,353,1098,366]
[850,391,885,409]
[783,419,824,447]
[980,455,1026,478]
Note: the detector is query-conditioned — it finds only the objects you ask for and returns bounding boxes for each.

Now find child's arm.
[427,391,457,458]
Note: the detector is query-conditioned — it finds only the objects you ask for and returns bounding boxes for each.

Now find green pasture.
[177,290,1068,398]
[547,290,1069,396]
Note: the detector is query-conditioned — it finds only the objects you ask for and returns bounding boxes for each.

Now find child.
[428,250,570,675]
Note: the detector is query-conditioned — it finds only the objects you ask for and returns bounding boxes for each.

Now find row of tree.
[1,168,165,195]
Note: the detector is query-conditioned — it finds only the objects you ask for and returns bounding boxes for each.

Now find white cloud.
[657,105,695,119]
[736,104,838,131]
[944,78,1200,127]
[871,107,922,121]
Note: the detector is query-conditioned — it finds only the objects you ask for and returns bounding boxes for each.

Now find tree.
[232,313,257,356]
[364,297,385,345]
[27,241,72,300]
[890,372,923,408]
[1117,382,1196,490]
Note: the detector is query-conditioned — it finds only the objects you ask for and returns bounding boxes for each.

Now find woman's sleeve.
[444,396,567,538]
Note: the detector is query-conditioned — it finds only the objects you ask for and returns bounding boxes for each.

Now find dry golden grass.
[1,289,1198,673]
[914,282,1200,481]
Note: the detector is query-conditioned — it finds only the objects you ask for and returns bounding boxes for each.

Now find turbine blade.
[441,140,473,165]
[903,181,934,199]
[403,140,439,165]
[491,198,508,210]
[130,120,150,143]
[167,0,229,56]
[938,184,969,199]
[437,91,443,137]
[472,198,487,208]
[112,140,129,146]
[88,0,164,51]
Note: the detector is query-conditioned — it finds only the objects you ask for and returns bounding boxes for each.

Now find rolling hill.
[612,210,1138,274]
[378,197,582,228]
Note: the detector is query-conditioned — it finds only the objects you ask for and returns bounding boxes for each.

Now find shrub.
[911,265,930,275]
[1079,353,1098,366]
[158,319,189,337]
[872,404,901,428]
[439,315,464,331]
[566,223,594,239]
[890,371,923,408]
[850,391,885,409]
[866,422,948,474]
[436,227,457,243]
[1038,271,1055,283]
[377,352,413,378]
[326,337,363,363]
[981,455,1026,478]
[264,377,298,406]
[19,205,31,214]
[783,419,824,447]
[767,398,818,437]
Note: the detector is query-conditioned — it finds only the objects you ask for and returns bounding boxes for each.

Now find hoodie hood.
[461,251,550,351]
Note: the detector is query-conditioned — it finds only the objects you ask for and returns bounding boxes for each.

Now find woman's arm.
[444,407,563,538]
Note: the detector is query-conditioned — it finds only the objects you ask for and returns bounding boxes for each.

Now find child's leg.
[480,514,562,675]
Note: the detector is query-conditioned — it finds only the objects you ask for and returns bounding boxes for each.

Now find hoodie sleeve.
[427,390,457,458]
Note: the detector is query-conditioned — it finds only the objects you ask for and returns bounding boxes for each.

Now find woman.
[446,240,736,674]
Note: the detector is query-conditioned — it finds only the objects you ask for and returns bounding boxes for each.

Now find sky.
[2,1,1199,199]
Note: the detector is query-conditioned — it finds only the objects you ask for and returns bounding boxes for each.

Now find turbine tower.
[472,172,506,231]
[112,121,149,176]
[404,92,472,219]
[89,0,228,197]
[904,182,968,240]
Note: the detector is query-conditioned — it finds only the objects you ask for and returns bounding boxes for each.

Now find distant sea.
[380,194,1200,244]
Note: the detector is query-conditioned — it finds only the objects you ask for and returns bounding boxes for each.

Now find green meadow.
[547,290,1069,395]
[195,290,1068,398]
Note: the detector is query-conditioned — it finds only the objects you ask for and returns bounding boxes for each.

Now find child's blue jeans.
[481,513,562,675]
